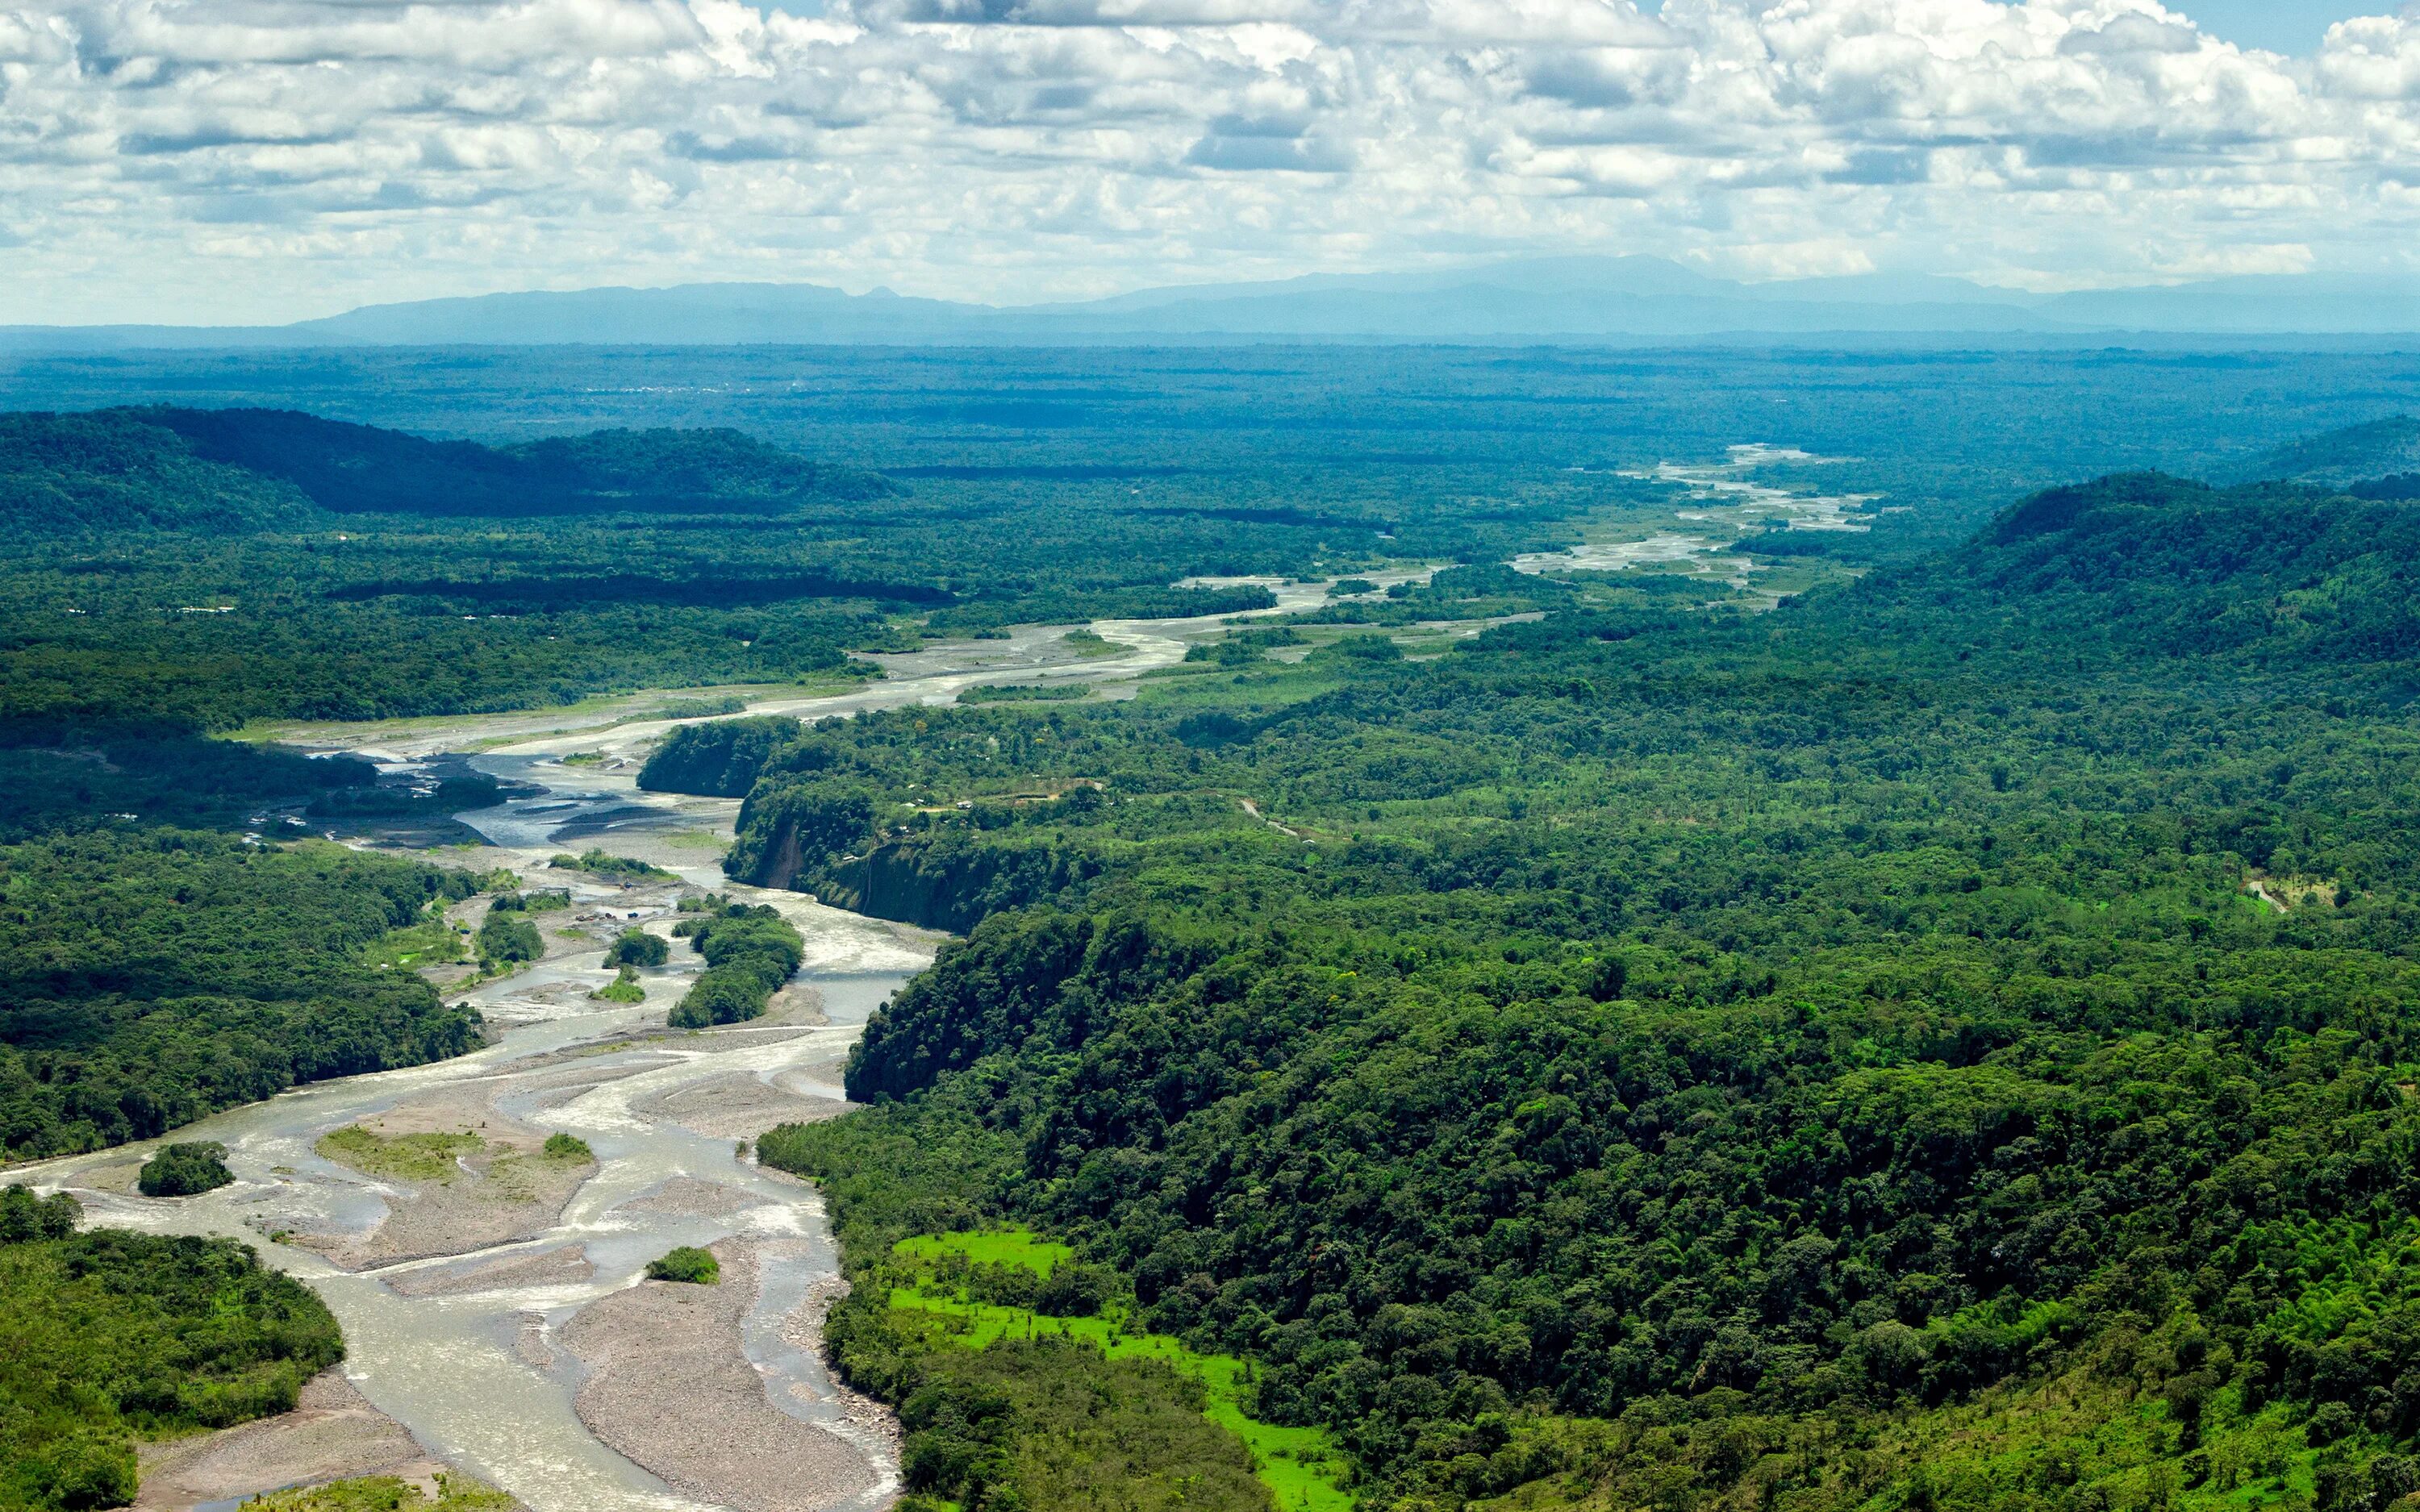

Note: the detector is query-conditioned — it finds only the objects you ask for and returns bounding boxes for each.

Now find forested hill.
[0,410,317,534]
[143,407,898,515]
[0,408,895,535]
[2226,416,2420,492]
[742,471,2420,1512]
[1869,472,2420,673]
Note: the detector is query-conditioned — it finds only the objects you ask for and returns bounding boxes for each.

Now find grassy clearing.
[896,1228,1073,1275]
[315,1126,484,1183]
[363,911,468,971]
[891,1228,1355,1512]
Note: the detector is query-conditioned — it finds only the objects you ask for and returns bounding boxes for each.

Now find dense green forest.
[0,403,1459,728]
[15,347,2414,734]
[0,1190,343,1512]
[669,903,806,1027]
[6,355,2420,1512]
[0,831,486,1158]
[719,471,2420,1511]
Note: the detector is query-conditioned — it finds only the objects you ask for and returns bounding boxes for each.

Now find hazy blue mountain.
[2039,274,2420,335]
[290,282,984,346]
[4,257,2415,349]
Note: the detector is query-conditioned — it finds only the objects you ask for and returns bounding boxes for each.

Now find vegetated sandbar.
[303,1085,597,1270]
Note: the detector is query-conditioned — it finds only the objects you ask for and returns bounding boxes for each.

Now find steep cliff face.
[755,819,807,892]
[800,835,1101,934]
[727,787,873,888]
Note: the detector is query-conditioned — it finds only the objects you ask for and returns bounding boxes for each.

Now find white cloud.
[0,0,2415,322]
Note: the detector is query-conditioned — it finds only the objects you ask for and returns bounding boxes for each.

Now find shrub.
[592,964,646,1002]
[1036,1261,1117,1318]
[541,1133,592,1162]
[646,1246,720,1284]
[549,848,673,879]
[474,911,542,964]
[607,929,669,967]
[138,1142,235,1198]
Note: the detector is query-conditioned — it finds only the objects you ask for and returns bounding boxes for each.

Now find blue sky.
[2182,0,2405,52]
[5,0,2418,326]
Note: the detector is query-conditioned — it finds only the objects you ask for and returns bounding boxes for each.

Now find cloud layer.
[3,0,2417,323]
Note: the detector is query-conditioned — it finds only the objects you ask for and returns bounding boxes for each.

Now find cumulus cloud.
[1,0,2415,322]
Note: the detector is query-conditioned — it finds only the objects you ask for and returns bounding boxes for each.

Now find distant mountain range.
[9,257,2420,350]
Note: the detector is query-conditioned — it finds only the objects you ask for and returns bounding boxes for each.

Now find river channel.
[15,580,1388,1512]
[15,495,1858,1507]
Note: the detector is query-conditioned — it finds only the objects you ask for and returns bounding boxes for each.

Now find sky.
[3,0,2419,326]
[2151,0,2391,52]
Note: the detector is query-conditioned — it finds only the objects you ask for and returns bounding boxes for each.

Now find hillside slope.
[142,407,898,515]
[749,473,2420,1512]
[0,411,315,535]
[2226,416,2420,490]
[1876,472,2420,671]
[0,408,898,536]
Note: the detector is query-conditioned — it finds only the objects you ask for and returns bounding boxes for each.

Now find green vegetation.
[473,907,542,967]
[487,888,570,913]
[637,719,805,798]
[607,929,669,967]
[363,907,469,971]
[0,831,486,1160]
[239,1473,518,1511]
[549,849,674,881]
[591,964,647,1002]
[888,1339,1273,1512]
[645,1246,720,1284]
[0,1187,80,1245]
[886,1228,1354,1511]
[668,905,803,1027]
[315,1126,484,1183]
[1062,628,1123,659]
[136,1142,233,1198]
[15,352,2420,1510]
[741,469,2420,1511]
[962,683,1092,703]
[0,403,1420,731]
[1,1193,343,1512]
[541,1132,593,1161]
[652,694,753,719]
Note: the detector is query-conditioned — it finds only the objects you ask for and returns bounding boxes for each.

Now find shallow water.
[1517,444,1878,583]
[26,960,919,1511]
[15,577,1427,1510]
[20,768,933,1512]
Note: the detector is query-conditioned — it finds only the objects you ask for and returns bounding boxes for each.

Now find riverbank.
[135,1369,523,1512]
[11,602,1203,1511]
